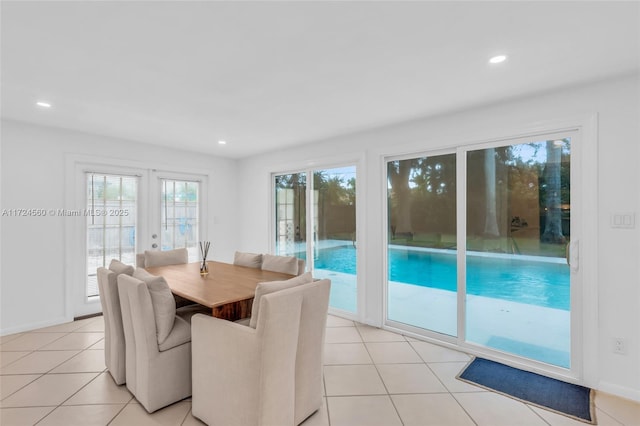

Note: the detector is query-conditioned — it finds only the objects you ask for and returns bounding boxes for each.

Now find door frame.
[381,114,598,386]
[148,170,209,262]
[270,156,365,321]
[64,154,211,319]
[456,128,582,380]
[383,146,459,344]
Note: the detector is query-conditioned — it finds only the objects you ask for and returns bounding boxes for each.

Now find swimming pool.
[313,245,569,311]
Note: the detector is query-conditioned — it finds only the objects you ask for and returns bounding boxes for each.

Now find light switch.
[611,213,636,229]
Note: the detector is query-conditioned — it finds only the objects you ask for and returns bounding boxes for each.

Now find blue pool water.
[313,245,569,311]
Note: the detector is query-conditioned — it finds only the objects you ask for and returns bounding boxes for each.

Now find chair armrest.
[192,313,257,341]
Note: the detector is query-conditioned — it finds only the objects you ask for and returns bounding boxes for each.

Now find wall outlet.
[613,338,627,354]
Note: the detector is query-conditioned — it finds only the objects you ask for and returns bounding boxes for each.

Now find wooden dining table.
[144,261,295,321]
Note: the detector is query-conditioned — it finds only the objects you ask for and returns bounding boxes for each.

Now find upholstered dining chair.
[291,279,330,424]
[261,253,301,275]
[246,276,331,424]
[117,272,193,413]
[191,284,309,426]
[96,259,134,385]
[136,248,195,309]
[136,247,189,268]
[233,251,263,268]
[194,278,331,425]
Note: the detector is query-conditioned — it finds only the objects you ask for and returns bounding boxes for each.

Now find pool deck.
[317,268,570,368]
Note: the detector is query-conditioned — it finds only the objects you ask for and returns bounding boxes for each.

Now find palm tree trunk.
[484,148,500,238]
[541,141,566,244]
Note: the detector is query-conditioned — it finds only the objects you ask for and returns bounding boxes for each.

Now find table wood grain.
[145,261,295,321]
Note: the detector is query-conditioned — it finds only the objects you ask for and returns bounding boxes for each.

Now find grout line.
[8,317,639,426]
[355,322,406,425]
[31,371,102,425]
[0,373,43,401]
[448,393,480,426]
[106,402,130,426]
[524,402,554,426]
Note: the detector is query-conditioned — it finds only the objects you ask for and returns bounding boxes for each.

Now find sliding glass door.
[275,173,307,259]
[312,167,357,312]
[387,153,457,336]
[465,138,572,367]
[386,132,577,370]
[274,165,357,314]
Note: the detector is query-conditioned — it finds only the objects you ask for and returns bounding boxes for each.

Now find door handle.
[152,243,158,249]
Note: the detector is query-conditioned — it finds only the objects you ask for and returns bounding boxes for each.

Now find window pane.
[313,166,357,313]
[387,155,457,335]
[466,139,571,367]
[161,179,200,261]
[86,173,138,298]
[274,173,306,259]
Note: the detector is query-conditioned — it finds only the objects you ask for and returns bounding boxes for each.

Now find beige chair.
[297,258,306,275]
[117,274,192,413]
[261,253,300,275]
[136,248,189,268]
[136,248,195,309]
[246,276,330,423]
[233,251,263,268]
[192,279,331,426]
[292,279,330,424]
[96,260,134,385]
[192,284,308,426]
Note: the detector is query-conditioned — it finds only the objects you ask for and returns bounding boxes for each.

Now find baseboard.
[0,315,73,336]
[74,312,103,321]
[597,381,640,402]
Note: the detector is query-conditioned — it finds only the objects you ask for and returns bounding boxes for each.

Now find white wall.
[0,120,238,333]
[1,74,637,400]
[237,74,640,400]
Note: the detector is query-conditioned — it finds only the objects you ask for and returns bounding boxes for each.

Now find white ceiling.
[2,1,639,159]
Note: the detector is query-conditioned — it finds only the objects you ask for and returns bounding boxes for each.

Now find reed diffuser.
[199,241,210,275]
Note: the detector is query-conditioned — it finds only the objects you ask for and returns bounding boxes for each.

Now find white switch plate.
[611,212,635,229]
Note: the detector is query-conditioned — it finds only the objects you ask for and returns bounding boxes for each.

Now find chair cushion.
[133,268,176,344]
[109,259,134,276]
[157,316,191,351]
[144,248,188,268]
[233,251,263,268]
[133,267,155,280]
[261,254,299,275]
[249,272,313,328]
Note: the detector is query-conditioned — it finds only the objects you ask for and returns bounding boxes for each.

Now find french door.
[274,165,358,314]
[386,130,580,373]
[73,163,206,317]
[85,173,139,297]
[152,177,203,262]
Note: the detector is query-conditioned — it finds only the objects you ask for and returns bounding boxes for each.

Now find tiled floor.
[2,315,639,425]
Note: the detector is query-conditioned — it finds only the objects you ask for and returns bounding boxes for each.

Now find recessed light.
[218,140,227,145]
[36,101,52,108]
[489,55,507,64]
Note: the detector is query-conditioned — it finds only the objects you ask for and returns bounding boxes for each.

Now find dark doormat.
[457,357,595,424]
